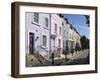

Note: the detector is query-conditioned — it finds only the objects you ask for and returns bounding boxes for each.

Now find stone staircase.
[33,51,49,65]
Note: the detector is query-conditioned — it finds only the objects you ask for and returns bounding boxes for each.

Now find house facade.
[25,12,50,60]
[26,12,81,60]
[63,19,70,52]
[63,19,81,54]
[25,13,64,60]
[72,27,81,50]
[50,14,63,57]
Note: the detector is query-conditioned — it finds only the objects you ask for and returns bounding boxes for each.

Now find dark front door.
[29,32,34,54]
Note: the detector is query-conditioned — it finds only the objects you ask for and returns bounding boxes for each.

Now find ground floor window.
[58,39,61,48]
[43,35,47,47]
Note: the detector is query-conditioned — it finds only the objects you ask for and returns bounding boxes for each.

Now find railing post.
[52,53,54,64]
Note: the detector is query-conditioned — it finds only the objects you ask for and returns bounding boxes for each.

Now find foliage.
[26,54,40,67]
[80,36,89,50]
[85,15,90,27]
[75,43,81,51]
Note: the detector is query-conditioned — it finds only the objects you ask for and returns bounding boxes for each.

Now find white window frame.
[42,35,47,47]
[33,13,39,23]
[45,17,48,28]
[55,23,57,33]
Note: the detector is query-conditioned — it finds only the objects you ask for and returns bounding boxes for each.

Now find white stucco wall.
[63,20,70,50]
[25,12,41,54]
[39,13,50,58]
[25,12,50,59]
[51,14,63,54]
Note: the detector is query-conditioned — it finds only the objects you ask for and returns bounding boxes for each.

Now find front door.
[29,32,34,54]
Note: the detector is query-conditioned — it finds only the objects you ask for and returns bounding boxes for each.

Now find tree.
[80,36,89,50]
[75,43,81,54]
[71,48,74,55]
[84,15,90,27]
[63,46,69,61]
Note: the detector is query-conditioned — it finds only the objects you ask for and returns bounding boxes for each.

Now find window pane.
[55,24,57,33]
[43,35,47,47]
[59,39,61,48]
[45,18,48,27]
[59,27,61,35]
[34,13,39,23]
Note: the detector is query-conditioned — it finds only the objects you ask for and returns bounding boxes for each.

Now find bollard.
[52,53,54,64]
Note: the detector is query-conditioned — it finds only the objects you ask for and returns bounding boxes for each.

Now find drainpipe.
[49,14,51,59]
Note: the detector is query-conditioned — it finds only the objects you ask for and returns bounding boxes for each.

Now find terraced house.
[63,18,81,54]
[72,26,81,51]
[25,12,51,60]
[50,14,63,57]
[25,12,81,64]
[25,13,64,60]
[63,19,70,53]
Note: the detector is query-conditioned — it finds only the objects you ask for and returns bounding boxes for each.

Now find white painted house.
[63,19,70,51]
[63,18,81,53]
[51,14,63,57]
[25,12,50,60]
[63,19,74,53]
[26,13,65,60]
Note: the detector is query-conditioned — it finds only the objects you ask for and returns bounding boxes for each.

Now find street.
[71,49,89,60]
[53,49,90,65]
[62,49,90,65]
[26,49,90,67]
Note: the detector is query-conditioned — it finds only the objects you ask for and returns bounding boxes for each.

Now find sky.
[64,14,90,39]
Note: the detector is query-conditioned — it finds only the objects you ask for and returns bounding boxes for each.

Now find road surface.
[71,49,89,60]
[63,49,90,65]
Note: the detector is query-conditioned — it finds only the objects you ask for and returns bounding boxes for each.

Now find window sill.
[32,21,40,27]
[41,46,47,49]
[43,27,50,30]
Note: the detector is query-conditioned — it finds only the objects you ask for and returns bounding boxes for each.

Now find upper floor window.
[58,39,61,48]
[34,13,39,23]
[62,22,64,26]
[67,31,69,38]
[55,24,57,33]
[64,30,66,33]
[43,35,47,47]
[59,27,62,35]
[70,33,71,39]
[45,17,48,27]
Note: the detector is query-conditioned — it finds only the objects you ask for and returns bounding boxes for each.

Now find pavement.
[59,49,89,60]
[71,49,89,60]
